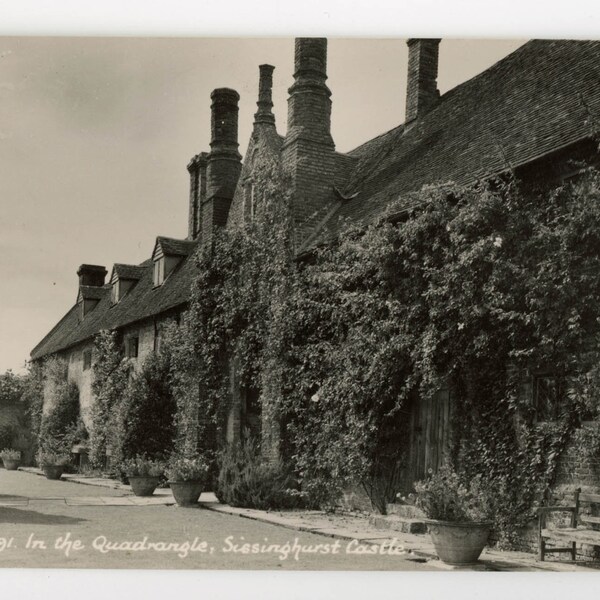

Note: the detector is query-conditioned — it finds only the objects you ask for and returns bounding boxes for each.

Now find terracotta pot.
[168,481,203,506]
[3,458,21,471]
[42,465,65,480]
[425,520,491,565]
[129,476,160,497]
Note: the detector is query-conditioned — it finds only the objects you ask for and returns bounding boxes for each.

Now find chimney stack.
[285,38,333,146]
[254,64,276,127]
[405,39,441,123]
[203,88,242,241]
[77,264,107,287]
[282,38,337,246]
[187,152,208,240]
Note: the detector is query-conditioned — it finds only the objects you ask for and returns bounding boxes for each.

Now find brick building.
[31,38,600,497]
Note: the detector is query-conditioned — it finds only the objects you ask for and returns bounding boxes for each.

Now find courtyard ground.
[0,468,436,570]
[2,467,599,571]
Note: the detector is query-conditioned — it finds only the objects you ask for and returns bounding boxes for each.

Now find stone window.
[126,336,139,359]
[83,349,92,371]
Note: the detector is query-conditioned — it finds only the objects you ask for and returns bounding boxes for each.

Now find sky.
[0,37,525,373]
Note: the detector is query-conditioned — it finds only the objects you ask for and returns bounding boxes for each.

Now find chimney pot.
[210,88,241,150]
[203,88,242,240]
[254,64,276,126]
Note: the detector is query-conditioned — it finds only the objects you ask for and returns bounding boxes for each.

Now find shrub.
[414,464,493,523]
[122,456,164,478]
[0,423,17,450]
[119,353,177,462]
[166,455,210,482]
[0,448,21,461]
[36,449,71,467]
[38,358,82,455]
[215,440,304,510]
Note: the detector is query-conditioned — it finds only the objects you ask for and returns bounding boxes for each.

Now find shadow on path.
[0,507,87,525]
[0,494,29,502]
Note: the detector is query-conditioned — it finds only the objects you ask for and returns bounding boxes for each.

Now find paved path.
[0,469,436,570]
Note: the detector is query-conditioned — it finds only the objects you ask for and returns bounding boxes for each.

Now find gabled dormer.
[151,237,196,287]
[77,285,106,319]
[110,264,146,304]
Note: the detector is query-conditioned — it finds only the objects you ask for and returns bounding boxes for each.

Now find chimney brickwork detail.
[405,38,441,123]
[283,38,337,246]
[203,88,242,244]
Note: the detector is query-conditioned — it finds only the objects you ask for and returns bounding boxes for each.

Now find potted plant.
[122,456,164,496]
[415,464,494,565]
[0,448,22,470]
[37,449,71,480]
[166,455,209,506]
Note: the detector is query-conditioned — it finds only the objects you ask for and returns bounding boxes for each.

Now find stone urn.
[168,481,204,506]
[425,520,491,565]
[129,476,161,497]
[42,465,65,480]
[3,458,21,471]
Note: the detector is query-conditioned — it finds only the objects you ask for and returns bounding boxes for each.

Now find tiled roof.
[315,40,600,243]
[112,264,146,281]
[32,40,600,359]
[78,285,108,301]
[156,237,197,257]
[31,242,198,360]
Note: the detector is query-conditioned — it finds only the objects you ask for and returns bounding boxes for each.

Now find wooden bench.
[538,489,600,561]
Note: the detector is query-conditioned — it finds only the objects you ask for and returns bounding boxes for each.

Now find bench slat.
[542,528,600,547]
[579,493,600,504]
[579,515,600,525]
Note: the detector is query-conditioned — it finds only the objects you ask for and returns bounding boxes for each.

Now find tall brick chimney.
[187,152,208,241]
[285,38,333,146]
[254,64,276,127]
[405,39,441,123]
[203,88,242,242]
[283,38,336,243]
[77,264,107,287]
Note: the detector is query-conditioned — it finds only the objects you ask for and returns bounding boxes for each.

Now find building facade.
[31,38,600,497]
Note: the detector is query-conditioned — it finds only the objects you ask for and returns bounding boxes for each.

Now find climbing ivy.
[89,330,132,467]
[176,160,600,540]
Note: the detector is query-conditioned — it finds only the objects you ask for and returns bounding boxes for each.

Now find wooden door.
[404,388,452,491]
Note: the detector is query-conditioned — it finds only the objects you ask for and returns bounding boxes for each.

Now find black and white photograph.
[2,1,600,597]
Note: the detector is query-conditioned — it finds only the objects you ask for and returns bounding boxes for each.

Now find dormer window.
[77,285,105,319]
[152,236,197,287]
[110,264,145,304]
[153,257,166,287]
[111,280,120,304]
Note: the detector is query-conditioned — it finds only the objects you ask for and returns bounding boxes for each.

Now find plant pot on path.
[42,465,65,480]
[425,520,491,565]
[129,476,160,497]
[168,481,204,506]
[3,458,21,471]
